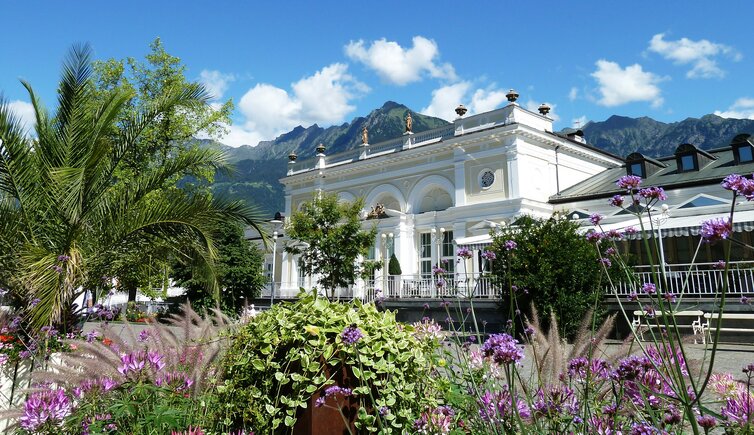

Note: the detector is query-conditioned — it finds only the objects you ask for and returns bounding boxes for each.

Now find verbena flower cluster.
[340,325,364,346]
[480,333,524,365]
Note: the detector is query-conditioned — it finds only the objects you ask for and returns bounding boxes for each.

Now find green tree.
[172,221,266,314]
[91,38,233,178]
[86,38,236,302]
[0,44,262,328]
[489,214,604,340]
[285,193,376,299]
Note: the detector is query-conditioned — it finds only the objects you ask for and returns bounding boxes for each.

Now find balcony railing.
[608,261,754,297]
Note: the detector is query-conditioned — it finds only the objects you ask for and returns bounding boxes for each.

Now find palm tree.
[0,44,264,328]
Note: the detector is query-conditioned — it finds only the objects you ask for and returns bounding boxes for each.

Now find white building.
[269,92,623,299]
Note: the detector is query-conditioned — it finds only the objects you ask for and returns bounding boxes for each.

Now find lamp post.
[380,232,394,294]
[268,212,284,307]
[431,227,445,297]
[654,204,670,278]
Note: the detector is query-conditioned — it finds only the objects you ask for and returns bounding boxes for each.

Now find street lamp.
[431,227,446,296]
[268,212,284,307]
[654,204,670,278]
[380,232,394,293]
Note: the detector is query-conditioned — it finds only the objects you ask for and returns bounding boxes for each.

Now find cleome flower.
[19,388,72,432]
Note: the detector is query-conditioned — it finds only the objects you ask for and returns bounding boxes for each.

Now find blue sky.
[1,1,752,147]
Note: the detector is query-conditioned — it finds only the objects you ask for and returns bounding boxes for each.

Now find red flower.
[102,338,113,346]
[0,335,14,342]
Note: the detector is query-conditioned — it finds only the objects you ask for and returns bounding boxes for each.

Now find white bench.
[632,310,704,343]
[702,313,754,344]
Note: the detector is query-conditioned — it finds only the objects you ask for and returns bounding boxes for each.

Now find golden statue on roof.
[405,112,413,133]
[362,125,368,145]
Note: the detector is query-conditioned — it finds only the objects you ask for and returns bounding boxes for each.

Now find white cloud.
[420,82,510,121]
[714,97,754,120]
[524,100,560,122]
[568,87,578,101]
[199,70,235,100]
[345,36,457,85]
[648,33,740,79]
[218,63,367,147]
[572,116,589,129]
[7,100,36,134]
[591,60,666,108]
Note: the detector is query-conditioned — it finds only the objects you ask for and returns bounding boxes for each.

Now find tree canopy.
[284,193,376,299]
[0,44,262,328]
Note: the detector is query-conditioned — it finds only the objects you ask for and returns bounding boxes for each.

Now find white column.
[506,151,520,199]
[453,147,467,207]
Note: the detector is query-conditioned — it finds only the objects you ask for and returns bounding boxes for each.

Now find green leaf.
[284,416,296,427]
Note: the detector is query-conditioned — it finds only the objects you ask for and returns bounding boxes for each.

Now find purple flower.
[435,277,446,289]
[51,265,63,273]
[30,298,41,307]
[457,247,473,259]
[589,213,604,225]
[641,283,657,295]
[524,326,535,337]
[617,175,642,190]
[138,330,151,342]
[315,385,353,407]
[639,186,667,201]
[630,422,663,434]
[598,257,611,267]
[414,405,455,434]
[696,415,716,429]
[722,173,754,198]
[503,240,517,251]
[481,333,524,365]
[663,292,677,303]
[481,250,496,260]
[432,265,446,275]
[422,303,430,310]
[609,194,625,207]
[713,260,727,269]
[479,388,531,424]
[156,371,194,392]
[741,295,751,305]
[627,291,638,302]
[440,301,450,308]
[57,254,71,263]
[340,325,363,346]
[532,385,579,418]
[19,388,72,431]
[700,217,732,242]
[604,247,617,256]
[625,226,638,234]
[585,231,604,243]
[567,357,612,381]
[379,406,390,416]
[117,351,147,376]
[147,351,166,371]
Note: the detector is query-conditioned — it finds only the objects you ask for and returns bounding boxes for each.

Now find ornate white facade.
[271,98,623,297]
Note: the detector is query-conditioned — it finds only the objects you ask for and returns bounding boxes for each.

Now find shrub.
[490,215,606,340]
[212,291,439,433]
[388,254,402,276]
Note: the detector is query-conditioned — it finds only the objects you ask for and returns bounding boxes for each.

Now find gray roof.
[550,146,754,203]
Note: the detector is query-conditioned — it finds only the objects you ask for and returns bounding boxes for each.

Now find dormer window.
[625,152,665,178]
[629,161,645,177]
[732,134,754,164]
[678,153,697,172]
[674,143,715,173]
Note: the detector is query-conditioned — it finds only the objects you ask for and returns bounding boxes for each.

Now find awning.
[594,209,754,239]
[455,234,493,250]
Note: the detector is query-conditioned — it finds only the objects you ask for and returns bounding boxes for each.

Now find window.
[441,231,455,275]
[480,170,495,189]
[629,162,644,177]
[420,233,432,278]
[678,154,697,172]
[679,196,728,209]
[736,145,754,163]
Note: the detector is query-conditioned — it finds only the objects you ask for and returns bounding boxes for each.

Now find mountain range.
[202,102,754,217]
